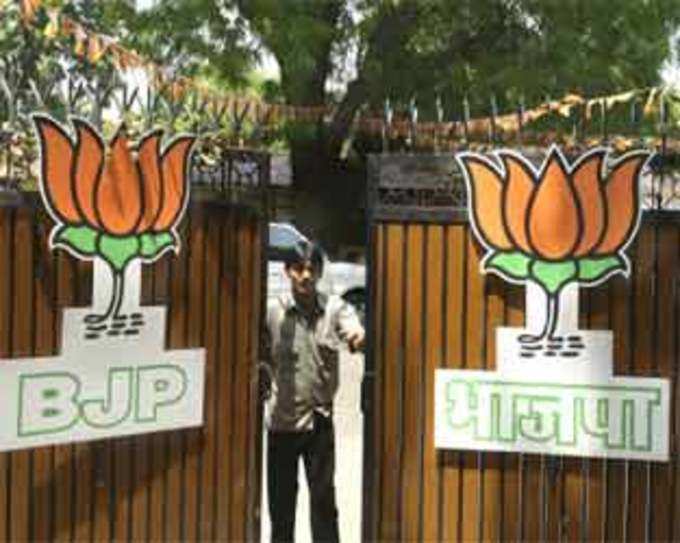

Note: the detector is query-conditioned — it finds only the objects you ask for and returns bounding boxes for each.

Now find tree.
[27,0,680,249]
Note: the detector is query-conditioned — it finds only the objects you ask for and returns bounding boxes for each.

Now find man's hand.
[347,330,365,353]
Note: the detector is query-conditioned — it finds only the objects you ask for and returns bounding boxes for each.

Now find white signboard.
[0,116,206,453]
[435,147,671,462]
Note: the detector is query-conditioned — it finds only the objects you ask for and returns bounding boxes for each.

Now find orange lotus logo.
[33,115,196,322]
[456,146,651,340]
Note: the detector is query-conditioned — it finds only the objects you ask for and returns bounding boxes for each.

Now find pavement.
[261,350,365,543]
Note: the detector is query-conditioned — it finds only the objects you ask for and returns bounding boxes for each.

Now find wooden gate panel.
[0,195,265,542]
[367,197,680,541]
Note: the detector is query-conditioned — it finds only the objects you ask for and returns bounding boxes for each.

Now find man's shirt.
[263,292,364,432]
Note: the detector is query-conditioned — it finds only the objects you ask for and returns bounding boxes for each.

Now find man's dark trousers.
[268,412,339,543]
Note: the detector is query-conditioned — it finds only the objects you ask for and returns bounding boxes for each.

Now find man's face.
[285,260,320,299]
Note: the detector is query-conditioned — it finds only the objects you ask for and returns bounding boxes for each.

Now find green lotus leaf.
[484,251,531,280]
[530,259,577,295]
[53,225,99,257]
[139,231,178,261]
[98,234,140,272]
[578,255,628,283]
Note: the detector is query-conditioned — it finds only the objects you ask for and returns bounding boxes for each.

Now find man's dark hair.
[283,240,324,274]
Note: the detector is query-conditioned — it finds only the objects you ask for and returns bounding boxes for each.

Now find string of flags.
[18,0,668,143]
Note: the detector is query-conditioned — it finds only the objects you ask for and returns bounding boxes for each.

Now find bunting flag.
[17,0,666,143]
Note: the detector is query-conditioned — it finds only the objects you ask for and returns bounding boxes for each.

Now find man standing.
[262,240,365,543]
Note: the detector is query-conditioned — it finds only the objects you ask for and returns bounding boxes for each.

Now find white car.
[267,223,366,320]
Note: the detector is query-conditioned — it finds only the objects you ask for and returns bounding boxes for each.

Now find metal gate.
[0,147,269,542]
[363,153,679,541]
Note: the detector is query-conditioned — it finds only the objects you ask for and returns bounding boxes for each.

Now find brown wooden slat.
[523,455,543,541]
[673,246,680,543]
[72,260,95,543]
[650,224,678,541]
[546,460,565,541]
[482,276,504,542]
[229,214,255,542]
[422,226,442,542]
[87,268,113,543]
[583,285,611,541]
[52,252,76,543]
[165,217,190,541]
[401,225,424,542]
[9,209,34,542]
[379,223,405,541]
[184,208,206,539]
[198,207,220,540]
[673,223,680,543]
[147,257,171,543]
[0,210,11,543]
[31,216,55,542]
[502,284,523,541]
[112,437,132,541]
[606,265,633,541]
[440,225,465,543]
[245,217,264,543]
[629,227,656,543]
[129,267,155,543]
[461,230,483,543]
[366,224,384,540]
[215,210,236,541]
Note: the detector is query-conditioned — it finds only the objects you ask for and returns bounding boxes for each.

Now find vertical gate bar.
[231,210,250,541]
[199,206,220,540]
[540,454,547,542]
[644,216,662,543]
[184,207,206,539]
[586,282,610,541]
[396,223,408,541]
[398,224,424,541]
[73,260,95,542]
[215,209,236,541]
[378,223,404,540]
[501,281,523,542]
[456,226,469,543]
[418,226,428,542]
[652,222,677,541]
[483,274,504,542]
[440,225,465,542]
[228,209,242,542]
[210,210,226,541]
[164,214,190,541]
[375,222,387,540]
[672,225,680,542]
[243,210,260,542]
[462,226,483,542]
[31,208,55,542]
[51,250,75,542]
[436,226,448,543]
[130,264,153,542]
[422,224,443,543]
[1,208,14,543]
[112,442,131,541]
[476,223,489,543]
[248,178,268,543]
[361,158,378,542]
[9,208,32,541]
[148,255,170,542]
[630,225,655,542]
